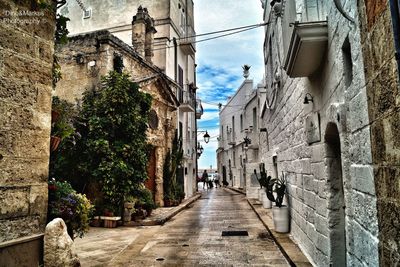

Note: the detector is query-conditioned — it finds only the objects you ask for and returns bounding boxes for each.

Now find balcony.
[195,99,203,119]
[180,25,196,55]
[178,86,195,113]
[227,131,236,146]
[283,21,328,78]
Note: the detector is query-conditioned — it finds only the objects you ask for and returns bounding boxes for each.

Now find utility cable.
[150,23,265,52]
[150,21,268,45]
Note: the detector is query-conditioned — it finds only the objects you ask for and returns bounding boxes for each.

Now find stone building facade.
[59,0,199,200]
[217,76,265,198]
[357,1,400,265]
[258,1,382,266]
[0,0,56,265]
[55,27,179,206]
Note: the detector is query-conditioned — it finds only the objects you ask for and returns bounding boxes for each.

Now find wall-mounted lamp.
[196,142,204,158]
[244,136,251,147]
[76,54,85,64]
[303,93,314,104]
[270,0,282,17]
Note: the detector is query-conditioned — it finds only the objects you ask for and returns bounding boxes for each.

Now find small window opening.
[342,36,353,87]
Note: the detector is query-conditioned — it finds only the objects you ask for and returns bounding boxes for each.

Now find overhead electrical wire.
[146,22,267,52]
[150,21,268,45]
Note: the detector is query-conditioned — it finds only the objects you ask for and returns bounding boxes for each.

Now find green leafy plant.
[75,71,152,210]
[51,96,76,139]
[266,172,287,208]
[55,14,70,45]
[163,131,184,205]
[136,187,156,211]
[253,163,271,188]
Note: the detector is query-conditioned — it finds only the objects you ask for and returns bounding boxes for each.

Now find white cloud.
[194,0,265,169]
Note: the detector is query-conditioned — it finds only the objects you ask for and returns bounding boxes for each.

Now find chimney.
[132,6,157,62]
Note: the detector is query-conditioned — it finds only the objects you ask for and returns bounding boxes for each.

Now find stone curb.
[126,192,202,226]
[226,187,312,267]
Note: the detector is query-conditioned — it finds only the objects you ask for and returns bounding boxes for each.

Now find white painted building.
[60,0,200,200]
[258,1,379,266]
[217,71,265,196]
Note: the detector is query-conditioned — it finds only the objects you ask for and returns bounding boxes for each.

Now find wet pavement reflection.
[110,186,289,266]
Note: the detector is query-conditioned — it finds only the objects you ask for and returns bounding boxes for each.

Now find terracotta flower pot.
[50,136,61,151]
[51,110,60,123]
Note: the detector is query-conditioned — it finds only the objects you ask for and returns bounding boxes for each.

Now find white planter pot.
[258,188,263,201]
[262,192,272,209]
[272,206,290,233]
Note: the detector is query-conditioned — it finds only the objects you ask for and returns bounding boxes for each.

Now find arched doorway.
[325,122,346,267]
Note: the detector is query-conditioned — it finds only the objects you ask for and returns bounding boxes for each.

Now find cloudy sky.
[194,0,265,169]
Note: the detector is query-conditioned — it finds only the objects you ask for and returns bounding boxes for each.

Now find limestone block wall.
[0,0,56,265]
[357,1,400,265]
[260,1,379,266]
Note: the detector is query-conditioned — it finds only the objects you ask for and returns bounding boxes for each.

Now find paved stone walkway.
[75,187,289,266]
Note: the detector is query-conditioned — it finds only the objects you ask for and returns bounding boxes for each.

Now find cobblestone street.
[75,187,289,266]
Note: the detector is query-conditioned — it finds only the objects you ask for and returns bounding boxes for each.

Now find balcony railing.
[180,25,196,55]
[179,85,195,112]
[195,99,203,119]
[227,131,236,146]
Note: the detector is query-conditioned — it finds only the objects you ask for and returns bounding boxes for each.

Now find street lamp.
[203,131,210,143]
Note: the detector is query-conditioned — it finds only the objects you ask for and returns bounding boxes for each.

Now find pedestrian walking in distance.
[202,170,209,189]
[214,171,221,187]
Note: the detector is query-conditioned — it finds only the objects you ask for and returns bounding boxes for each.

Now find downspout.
[173,37,178,82]
[389,0,400,80]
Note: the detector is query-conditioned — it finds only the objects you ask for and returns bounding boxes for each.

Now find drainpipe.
[173,37,178,82]
[389,0,400,80]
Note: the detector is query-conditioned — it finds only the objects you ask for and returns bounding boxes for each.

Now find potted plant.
[123,196,136,223]
[141,190,156,216]
[266,172,289,233]
[254,163,272,209]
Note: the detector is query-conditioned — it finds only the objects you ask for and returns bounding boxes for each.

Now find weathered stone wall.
[259,1,379,266]
[55,31,177,206]
[0,0,56,265]
[60,0,198,201]
[357,1,400,265]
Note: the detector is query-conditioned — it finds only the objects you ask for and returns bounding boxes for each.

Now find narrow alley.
[76,188,289,266]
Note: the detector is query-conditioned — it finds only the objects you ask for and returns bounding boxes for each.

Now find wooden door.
[145,147,156,200]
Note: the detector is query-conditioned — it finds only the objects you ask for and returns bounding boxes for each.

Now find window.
[342,36,353,87]
[232,116,235,139]
[178,65,184,88]
[253,107,257,130]
[178,65,184,102]
[83,8,92,19]
[273,156,278,179]
[240,114,243,131]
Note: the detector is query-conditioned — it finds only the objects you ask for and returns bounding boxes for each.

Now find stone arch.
[325,122,347,267]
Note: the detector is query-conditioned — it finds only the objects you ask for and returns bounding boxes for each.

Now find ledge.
[283,21,328,78]
[0,233,44,249]
[247,198,312,267]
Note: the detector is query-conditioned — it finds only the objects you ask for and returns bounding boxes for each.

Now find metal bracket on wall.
[333,0,355,23]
